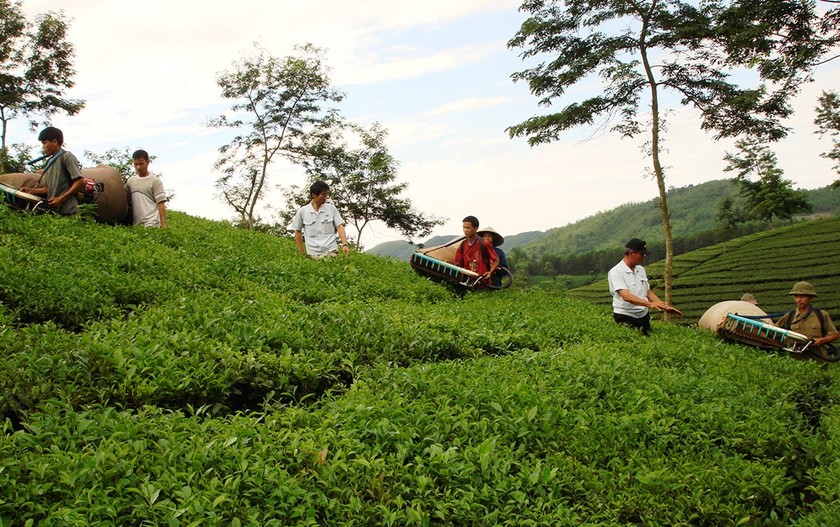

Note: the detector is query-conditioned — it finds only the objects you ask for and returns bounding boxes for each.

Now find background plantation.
[569,217,840,323]
[1,210,840,525]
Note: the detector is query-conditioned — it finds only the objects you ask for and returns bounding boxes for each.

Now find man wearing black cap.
[607,238,681,335]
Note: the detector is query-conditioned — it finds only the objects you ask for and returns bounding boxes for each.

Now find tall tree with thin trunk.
[0,0,84,171]
[508,0,831,307]
[208,43,343,228]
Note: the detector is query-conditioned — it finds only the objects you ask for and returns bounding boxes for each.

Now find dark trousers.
[613,312,651,336]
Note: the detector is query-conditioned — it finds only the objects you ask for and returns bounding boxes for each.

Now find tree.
[724,137,812,223]
[208,43,343,229]
[0,142,35,173]
[507,0,829,306]
[715,195,749,230]
[0,0,84,169]
[815,90,840,188]
[297,121,443,248]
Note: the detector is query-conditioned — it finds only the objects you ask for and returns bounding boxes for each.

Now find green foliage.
[815,90,840,188]
[716,195,750,229]
[2,207,840,524]
[0,143,35,174]
[208,43,344,228]
[725,137,813,223]
[298,121,444,247]
[0,0,84,150]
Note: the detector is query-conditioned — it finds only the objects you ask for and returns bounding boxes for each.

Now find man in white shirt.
[607,238,681,335]
[125,150,167,228]
[292,181,350,258]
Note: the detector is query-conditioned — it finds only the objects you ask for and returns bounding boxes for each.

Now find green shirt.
[43,150,84,215]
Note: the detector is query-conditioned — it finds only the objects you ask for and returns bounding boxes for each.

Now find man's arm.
[815,332,840,347]
[614,289,681,315]
[336,224,350,255]
[645,290,682,315]
[815,313,840,347]
[157,202,167,229]
[294,230,306,254]
[21,184,48,196]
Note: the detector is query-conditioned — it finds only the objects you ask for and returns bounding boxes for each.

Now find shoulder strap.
[456,239,467,264]
[42,149,65,174]
[781,310,796,330]
[35,149,66,187]
[814,308,826,337]
[782,308,826,337]
[478,240,491,270]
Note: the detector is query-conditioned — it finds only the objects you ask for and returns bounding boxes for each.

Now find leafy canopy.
[208,43,343,228]
[724,137,812,223]
[815,89,840,188]
[507,0,831,305]
[507,0,829,145]
[297,121,444,247]
[0,0,84,154]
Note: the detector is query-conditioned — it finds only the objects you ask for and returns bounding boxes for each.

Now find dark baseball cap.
[625,238,648,254]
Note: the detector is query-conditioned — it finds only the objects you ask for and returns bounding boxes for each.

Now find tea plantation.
[1,208,839,525]
[569,217,840,324]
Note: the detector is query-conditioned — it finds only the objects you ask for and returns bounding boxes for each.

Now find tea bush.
[1,208,839,525]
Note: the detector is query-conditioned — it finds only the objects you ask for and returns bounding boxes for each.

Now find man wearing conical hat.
[776,281,839,361]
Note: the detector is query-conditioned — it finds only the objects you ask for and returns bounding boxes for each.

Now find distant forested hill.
[521,180,839,258]
[367,180,840,261]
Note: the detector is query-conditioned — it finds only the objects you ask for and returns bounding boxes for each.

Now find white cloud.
[426,96,519,117]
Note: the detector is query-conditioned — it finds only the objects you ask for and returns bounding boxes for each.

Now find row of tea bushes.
[0,209,451,330]
[2,327,838,524]
[0,214,616,421]
[3,208,839,525]
[1,268,616,419]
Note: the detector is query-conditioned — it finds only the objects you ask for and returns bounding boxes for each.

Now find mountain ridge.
[368,179,840,261]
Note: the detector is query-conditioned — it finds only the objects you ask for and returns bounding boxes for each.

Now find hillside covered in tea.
[1,209,839,525]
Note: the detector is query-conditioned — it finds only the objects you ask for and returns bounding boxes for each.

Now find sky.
[11,0,840,248]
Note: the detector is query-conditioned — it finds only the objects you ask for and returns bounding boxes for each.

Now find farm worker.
[292,181,350,258]
[775,282,839,361]
[125,149,167,228]
[740,293,759,305]
[477,226,508,288]
[607,238,681,335]
[453,215,499,286]
[20,126,85,215]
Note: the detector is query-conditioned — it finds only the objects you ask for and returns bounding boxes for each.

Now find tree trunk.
[639,1,675,317]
